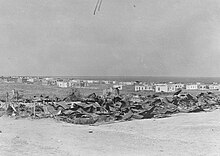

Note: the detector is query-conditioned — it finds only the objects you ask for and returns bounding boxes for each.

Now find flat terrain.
[1,110,220,156]
[0,82,105,100]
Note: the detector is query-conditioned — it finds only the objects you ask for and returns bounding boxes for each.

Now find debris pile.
[1,90,220,125]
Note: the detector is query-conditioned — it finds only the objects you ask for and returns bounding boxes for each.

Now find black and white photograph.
[0,0,220,155]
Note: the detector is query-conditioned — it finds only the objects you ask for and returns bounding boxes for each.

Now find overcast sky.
[0,0,220,77]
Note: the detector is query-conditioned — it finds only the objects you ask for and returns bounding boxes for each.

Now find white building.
[155,84,168,92]
[86,80,94,84]
[186,84,198,90]
[57,81,69,88]
[209,84,219,90]
[135,84,153,92]
[68,80,79,87]
[155,83,177,92]
[199,84,207,90]
[69,80,88,88]
[27,78,35,83]
[174,83,185,89]
[102,80,111,84]
[113,85,123,90]
[167,84,176,92]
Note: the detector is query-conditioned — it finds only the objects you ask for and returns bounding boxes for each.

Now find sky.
[0,0,220,77]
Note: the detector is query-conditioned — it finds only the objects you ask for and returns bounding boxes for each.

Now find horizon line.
[2,75,220,78]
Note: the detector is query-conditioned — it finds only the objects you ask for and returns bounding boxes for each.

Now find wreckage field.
[1,81,220,125]
[1,82,220,155]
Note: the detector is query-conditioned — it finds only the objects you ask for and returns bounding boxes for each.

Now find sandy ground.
[0,111,220,156]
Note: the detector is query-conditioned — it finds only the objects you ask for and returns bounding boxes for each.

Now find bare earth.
[0,110,220,156]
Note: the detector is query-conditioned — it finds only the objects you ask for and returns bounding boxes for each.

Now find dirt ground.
[0,110,220,156]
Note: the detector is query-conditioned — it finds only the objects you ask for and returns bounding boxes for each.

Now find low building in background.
[167,83,176,92]
[57,81,69,88]
[199,84,208,90]
[174,83,185,89]
[4,77,18,83]
[68,80,79,87]
[27,78,35,83]
[134,84,153,92]
[155,84,168,92]
[102,80,111,84]
[155,83,177,92]
[186,84,198,90]
[17,77,28,83]
[42,78,57,86]
[113,84,123,90]
[209,83,219,90]
[86,80,95,84]
[5,75,220,94]
[69,80,88,88]
[92,80,100,84]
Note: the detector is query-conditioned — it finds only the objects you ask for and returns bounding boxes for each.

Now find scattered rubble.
[0,90,220,125]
